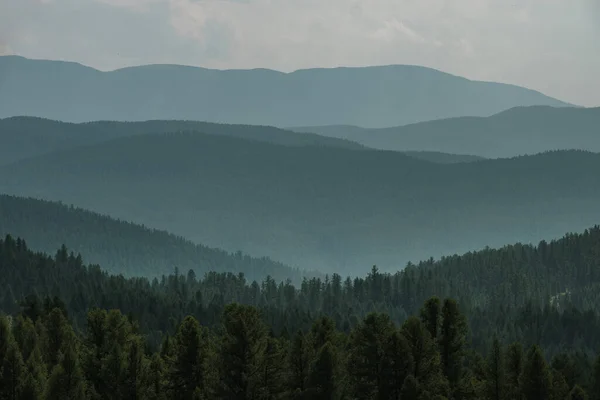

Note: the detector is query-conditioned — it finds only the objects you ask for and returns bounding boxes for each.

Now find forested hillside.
[0,195,311,283]
[292,106,600,158]
[1,131,599,273]
[0,116,363,165]
[2,225,600,352]
[0,56,571,128]
[1,228,600,399]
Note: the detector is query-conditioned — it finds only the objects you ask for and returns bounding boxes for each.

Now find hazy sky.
[1,0,599,106]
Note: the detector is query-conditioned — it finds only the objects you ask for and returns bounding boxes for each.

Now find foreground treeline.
[3,228,600,356]
[2,229,600,357]
[2,296,600,400]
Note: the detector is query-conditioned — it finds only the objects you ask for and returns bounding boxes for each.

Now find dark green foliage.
[0,232,600,398]
[439,298,468,390]
[521,345,552,400]
[169,316,207,399]
[592,354,600,400]
[214,304,268,400]
[485,337,505,400]
[306,342,337,400]
[505,342,523,400]
[568,385,588,400]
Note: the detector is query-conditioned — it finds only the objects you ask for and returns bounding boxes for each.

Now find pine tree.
[439,298,468,389]
[347,312,396,399]
[420,297,442,342]
[521,345,551,400]
[505,342,523,400]
[382,330,414,400]
[306,342,337,400]
[123,337,146,400]
[258,336,285,400]
[45,340,87,400]
[43,308,70,368]
[485,337,505,400]
[215,303,268,400]
[169,316,207,400]
[401,316,448,397]
[287,330,309,395]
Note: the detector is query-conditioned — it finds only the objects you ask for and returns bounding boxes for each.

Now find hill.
[400,151,485,164]
[291,106,600,158]
[0,55,571,128]
[3,224,600,355]
[1,131,599,274]
[0,116,364,165]
[0,194,312,283]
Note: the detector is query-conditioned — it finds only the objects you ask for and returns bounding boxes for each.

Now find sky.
[1,0,599,106]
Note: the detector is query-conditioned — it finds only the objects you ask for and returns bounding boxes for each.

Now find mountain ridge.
[1,130,599,274]
[0,55,572,128]
[291,105,600,158]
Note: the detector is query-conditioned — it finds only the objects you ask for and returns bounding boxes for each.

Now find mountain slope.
[0,116,364,165]
[1,132,599,273]
[291,106,600,158]
[0,56,572,128]
[0,194,312,283]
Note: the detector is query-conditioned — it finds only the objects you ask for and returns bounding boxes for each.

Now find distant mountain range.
[0,194,314,283]
[0,55,572,128]
[1,127,599,274]
[291,106,600,158]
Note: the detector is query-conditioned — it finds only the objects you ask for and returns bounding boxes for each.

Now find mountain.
[0,55,572,128]
[0,194,313,283]
[291,106,600,158]
[0,116,364,165]
[400,151,485,164]
[1,130,599,274]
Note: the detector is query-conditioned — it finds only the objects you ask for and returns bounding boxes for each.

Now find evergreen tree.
[215,303,267,400]
[286,330,309,395]
[485,337,505,400]
[439,298,468,389]
[420,297,442,342]
[347,312,396,399]
[401,317,448,397]
[45,340,87,400]
[123,337,146,400]
[505,342,523,400]
[521,345,551,400]
[382,330,414,400]
[306,342,337,400]
[169,316,207,400]
[258,336,285,400]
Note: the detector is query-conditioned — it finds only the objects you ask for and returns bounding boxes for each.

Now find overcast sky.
[1,0,598,106]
